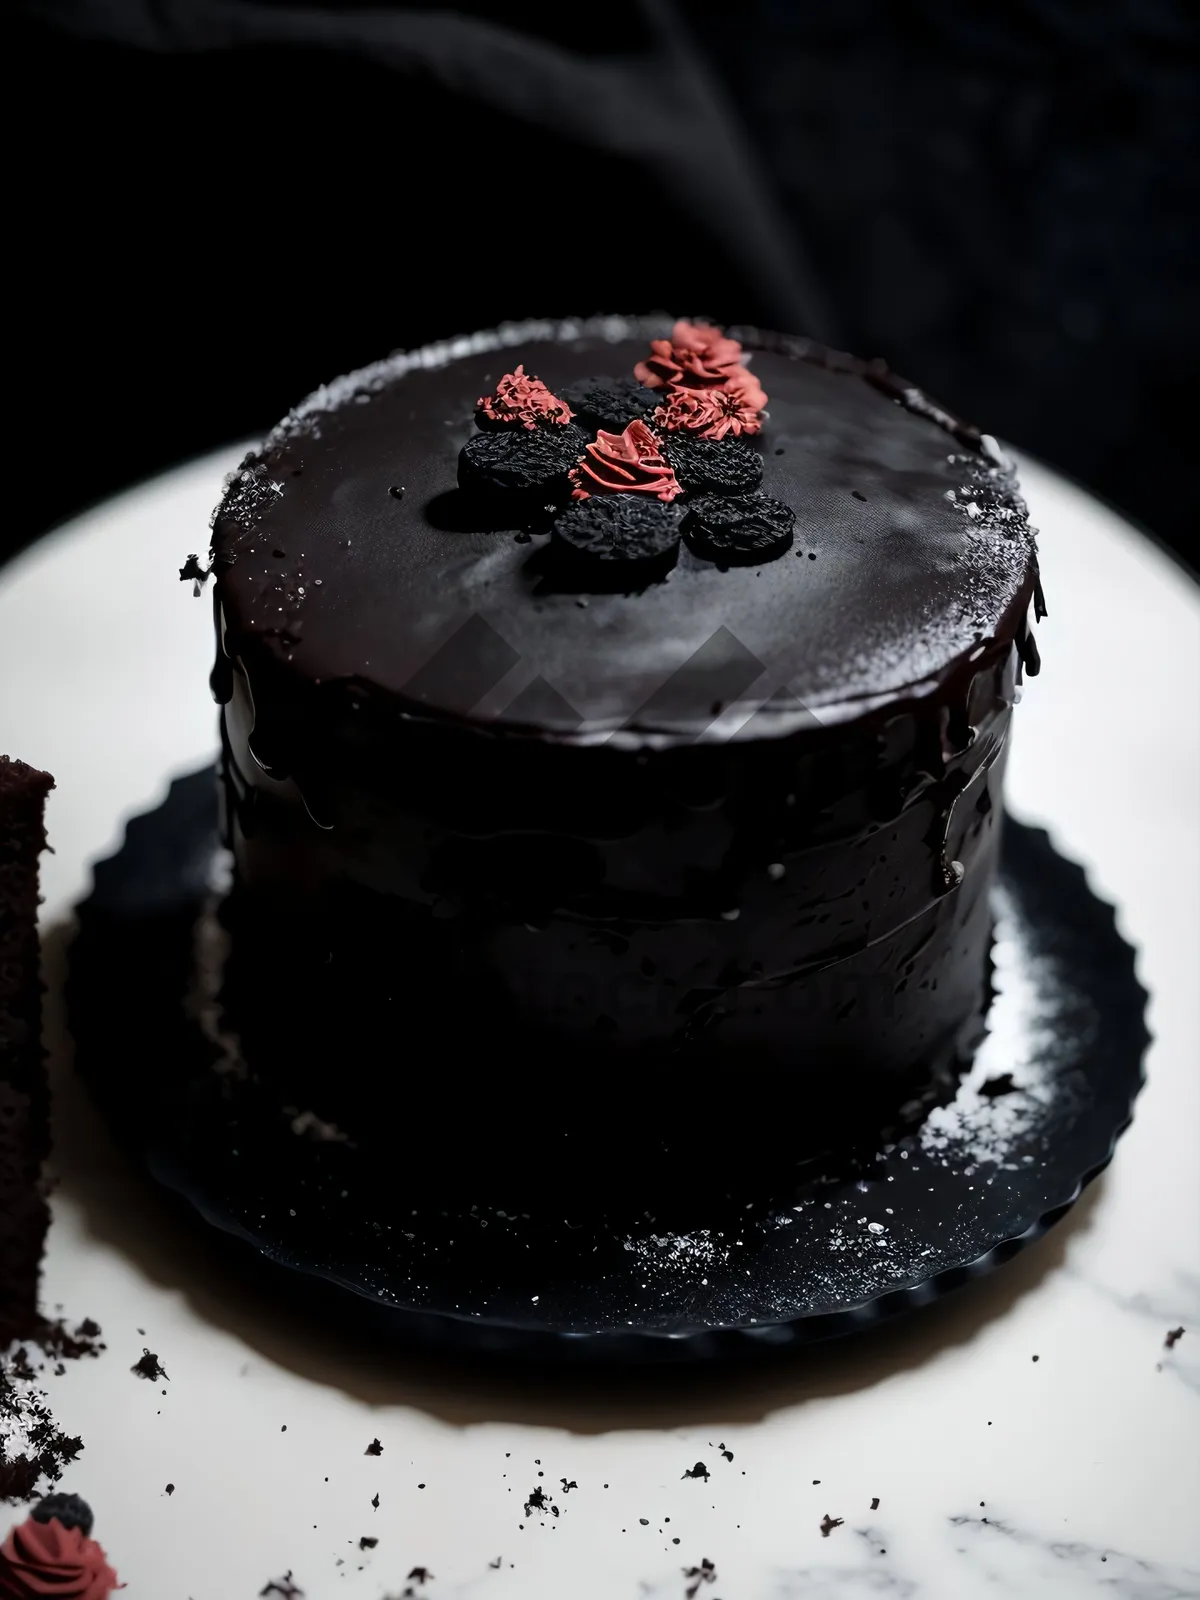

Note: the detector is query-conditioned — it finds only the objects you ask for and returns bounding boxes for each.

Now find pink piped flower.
[634,321,744,391]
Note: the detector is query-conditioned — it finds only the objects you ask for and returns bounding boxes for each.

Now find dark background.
[9,1,1198,572]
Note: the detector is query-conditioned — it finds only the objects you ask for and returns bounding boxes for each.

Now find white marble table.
[1,446,1197,1599]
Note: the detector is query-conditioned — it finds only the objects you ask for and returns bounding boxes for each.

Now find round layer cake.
[205,315,1040,1186]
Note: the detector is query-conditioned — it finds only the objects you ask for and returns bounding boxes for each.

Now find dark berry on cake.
[29,1492,94,1535]
[551,496,682,581]
[661,435,763,496]
[458,424,589,498]
[684,492,795,564]
[558,375,659,434]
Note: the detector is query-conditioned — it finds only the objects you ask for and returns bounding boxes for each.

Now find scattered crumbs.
[560,1478,577,1494]
[359,1536,377,1550]
[371,1493,379,1510]
[978,1072,1018,1100]
[523,1486,558,1519]
[21,1321,106,1370]
[178,553,209,588]
[165,1484,175,1496]
[259,1575,303,1599]
[681,1462,710,1481]
[871,1497,880,1510]
[1165,1326,1185,1349]
[364,1438,383,1456]
[683,1557,717,1598]
[712,1441,734,1462]
[131,1349,168,1382]
[820,1514,844,1537]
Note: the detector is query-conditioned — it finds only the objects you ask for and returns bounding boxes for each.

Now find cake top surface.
[211,316,1036,743]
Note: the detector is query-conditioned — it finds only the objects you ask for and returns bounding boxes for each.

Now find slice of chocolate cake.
[0,758,55,1349]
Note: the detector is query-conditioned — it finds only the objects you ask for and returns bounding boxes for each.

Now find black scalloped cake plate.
[67,768,1148,1361]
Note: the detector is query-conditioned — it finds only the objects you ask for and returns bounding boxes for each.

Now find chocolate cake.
[0,758,54,1348]
[204,316,1040,1190]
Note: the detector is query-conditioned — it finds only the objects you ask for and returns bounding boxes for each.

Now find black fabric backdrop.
[9,0,1198,569]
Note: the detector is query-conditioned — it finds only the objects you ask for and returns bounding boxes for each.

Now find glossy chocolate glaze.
[208,317,1038,1150]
